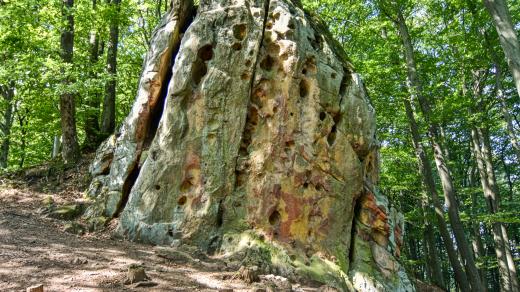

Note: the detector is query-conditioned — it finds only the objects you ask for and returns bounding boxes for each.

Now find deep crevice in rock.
[348,197,361,269]
[115,6,197,216]
[116,162,141,217]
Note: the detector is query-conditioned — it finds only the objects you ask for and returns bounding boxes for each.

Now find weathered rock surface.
[85,0,413,290]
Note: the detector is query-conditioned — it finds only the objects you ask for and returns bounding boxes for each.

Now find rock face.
[85,0,414,290]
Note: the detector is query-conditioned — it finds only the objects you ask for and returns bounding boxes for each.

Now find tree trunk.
[84,0,102,150]
[17,109,28,168]
[84,0,415,290]
[480,127,519,291]
[483,0,520,99]
[60,0,80,164]
[394,9,485,292]
[101,0,121,136]
[422,199,445,288]
[471,127,515,291]
[0,82,14,169]
[403,98,470,291]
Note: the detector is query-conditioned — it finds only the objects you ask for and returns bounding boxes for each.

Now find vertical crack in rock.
[114,5,197,217]
[234,0,271,192]
[85,0,196,220]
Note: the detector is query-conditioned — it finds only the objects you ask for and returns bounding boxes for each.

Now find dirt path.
[0,186,256,291]
[0,164,321,292]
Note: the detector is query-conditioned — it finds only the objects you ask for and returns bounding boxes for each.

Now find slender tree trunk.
[0,82,14,169]
[101,0,121,136]
[84,0,101,150]
[469,68,518,290]
[402,98,470,291]
[495,63,520,162]
[422,198,445,288]
[483,0,520,99]
[469,164,490,290]
[480,127,519,291]
[17,109,28,168]
[60,0,80,164]
[471,127,515,291]
[394,9,485,292]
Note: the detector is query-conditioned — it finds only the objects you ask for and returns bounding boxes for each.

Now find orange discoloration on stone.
[358,191,390,247]
[394,225,402,258]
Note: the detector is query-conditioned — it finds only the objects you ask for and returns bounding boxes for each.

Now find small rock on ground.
[26,284,44,292]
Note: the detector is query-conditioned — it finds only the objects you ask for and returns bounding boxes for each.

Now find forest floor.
[0,156,323,292]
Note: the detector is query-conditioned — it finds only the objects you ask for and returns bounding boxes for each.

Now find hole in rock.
[177,195,187,206]
[233,24,247,40]
[316,184,322,191]
[180,179,193,192]
[319,111,326,121]
[327,124,337,146]
[290,112,294,116]
[331,73,337,79]
[260,55,275,71]
[232,43,242,51]
[287,20,295,30]
[269,210,281,225]
[303,182,309,189]
[245,60,252,67]
[302,68,307,75]
[216,201,224,227]
[155,185,161,190]
[167,228,174,237]
[192,59,207,85]
[241,72,250,80]
[300,80,309,98]
[198,44,213,61]
[339,69,352,96]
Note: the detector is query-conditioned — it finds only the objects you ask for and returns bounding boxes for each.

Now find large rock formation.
[85,0,414,290]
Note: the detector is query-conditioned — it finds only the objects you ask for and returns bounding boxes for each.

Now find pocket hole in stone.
[177,195,187,206]
[232,43,242,51]
[319,112,326,121]
[269,210,281,225]
[233,24,247,40]
[260,55,275,71]
[198,44,214,61]
[300,80,309,98]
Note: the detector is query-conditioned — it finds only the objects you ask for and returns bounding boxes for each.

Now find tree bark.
[60,0,80,164]
[84,0,102,150]
[101,0,121,136]
[394,8,485,292]
[422,198,445,289]
[0,82,14,169]
[495,62,520,162]
[483,0,520,99]
[17,109,28,168]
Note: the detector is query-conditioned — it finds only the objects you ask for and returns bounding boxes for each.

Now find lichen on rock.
[85,0,414,291]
